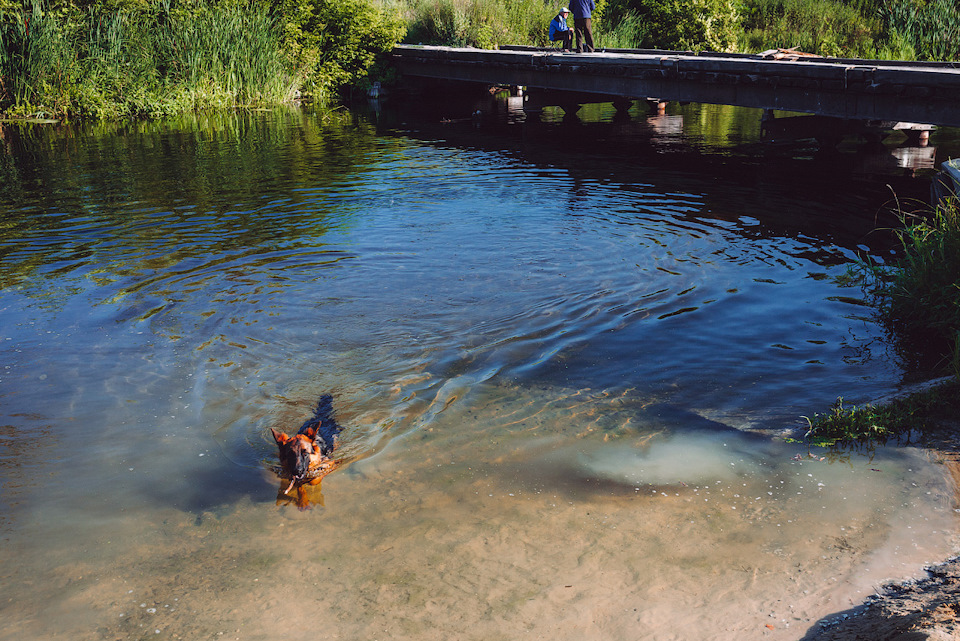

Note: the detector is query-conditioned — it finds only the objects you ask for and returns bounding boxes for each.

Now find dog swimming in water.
[271,394,344,509]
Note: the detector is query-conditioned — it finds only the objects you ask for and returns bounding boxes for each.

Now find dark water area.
[0,99,957,640]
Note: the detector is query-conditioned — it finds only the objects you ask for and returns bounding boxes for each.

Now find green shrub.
[275,0,405,100]
[605,0,741,52]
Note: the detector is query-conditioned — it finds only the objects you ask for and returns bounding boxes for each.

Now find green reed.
[403,0,556,48]
[1,1,296,118]
[739,0,880,57]
[883,0,960,61]
[0,1,79,114]
[869,196,960,354]
[156,3,292,106]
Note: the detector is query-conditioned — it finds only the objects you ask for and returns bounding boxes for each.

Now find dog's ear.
[271,428,290,445]
[302,424,319,441]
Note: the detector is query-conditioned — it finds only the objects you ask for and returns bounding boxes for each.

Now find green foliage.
[599,9,643,47]
[605,0,741,52]
[739,0,880,56]
[276,0,406,100]
[403,0,555,48]
[155,3,291,105]
[802,379,960,445]
[1,0,404,118]
[0,1,81,115]
[882,0,960,61]
[870,196,960,353]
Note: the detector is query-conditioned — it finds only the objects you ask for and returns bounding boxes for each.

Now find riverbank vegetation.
[802,379,960,445]
[400,0,960,59]
[0,0,405,118]
[2,0,958,117]
[804,194,960,446]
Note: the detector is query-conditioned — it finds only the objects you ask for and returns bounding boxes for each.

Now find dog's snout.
[294,448,311,477]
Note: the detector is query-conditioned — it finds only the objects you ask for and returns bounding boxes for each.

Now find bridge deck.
[392,45,960,127]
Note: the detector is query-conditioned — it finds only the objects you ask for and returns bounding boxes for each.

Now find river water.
[1,98,958,640]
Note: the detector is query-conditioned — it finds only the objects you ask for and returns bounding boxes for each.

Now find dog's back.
[297,393,343,455]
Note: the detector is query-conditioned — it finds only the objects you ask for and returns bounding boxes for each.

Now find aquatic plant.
[802,379,960,445]
[806,195,960,446]
[0,1,80,115]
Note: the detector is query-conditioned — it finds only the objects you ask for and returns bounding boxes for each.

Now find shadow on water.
[367,86,960,256]
[143,459,267,514]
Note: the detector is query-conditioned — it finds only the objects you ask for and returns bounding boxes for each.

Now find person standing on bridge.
[570,0,595,52]
[548,7,574,51]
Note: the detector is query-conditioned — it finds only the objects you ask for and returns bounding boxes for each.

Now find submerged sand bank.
[806,421,960,641]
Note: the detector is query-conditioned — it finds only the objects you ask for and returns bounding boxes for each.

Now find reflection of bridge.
[392,45,960,128]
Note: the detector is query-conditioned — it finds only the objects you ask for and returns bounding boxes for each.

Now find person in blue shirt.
[548,7,573,51]
[569,0,595,52]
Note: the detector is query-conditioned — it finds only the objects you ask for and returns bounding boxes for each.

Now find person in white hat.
[548,7,574,51]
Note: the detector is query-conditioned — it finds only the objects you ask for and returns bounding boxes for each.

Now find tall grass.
[0,1,79,114]
[0,1,321,118]
[739,0,880,57]
[157,4,292,105]
[0,0,404,119]
[873,196,960,352]
[403,0,555,48]
[883,0,960,61]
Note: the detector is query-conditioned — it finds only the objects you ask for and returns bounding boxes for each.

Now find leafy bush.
[277,0,406,100]
[605,0,741,52]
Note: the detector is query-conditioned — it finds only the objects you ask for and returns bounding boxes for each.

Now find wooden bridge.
[392,45,960,127]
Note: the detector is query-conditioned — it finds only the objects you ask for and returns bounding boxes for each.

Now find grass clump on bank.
[802,379,960,446]
[804,195,960,446]
[873,197,960,353]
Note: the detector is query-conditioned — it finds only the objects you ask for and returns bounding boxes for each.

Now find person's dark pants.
[573,16,594,52]
[552,30,573,50]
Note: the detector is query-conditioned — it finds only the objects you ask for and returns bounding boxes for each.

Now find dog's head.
[271,426,321,485]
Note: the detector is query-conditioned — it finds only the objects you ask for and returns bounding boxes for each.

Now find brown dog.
[272,396,343,509]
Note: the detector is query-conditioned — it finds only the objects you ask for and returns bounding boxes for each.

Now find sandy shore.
[805,419,960,641]
[803,556,960,640]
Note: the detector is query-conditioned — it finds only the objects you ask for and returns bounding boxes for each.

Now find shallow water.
[0,102,957,640]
